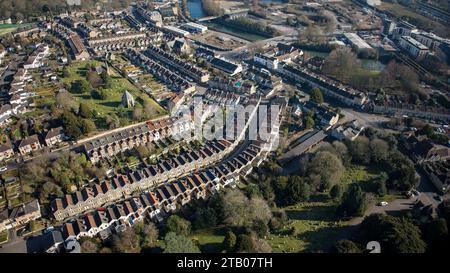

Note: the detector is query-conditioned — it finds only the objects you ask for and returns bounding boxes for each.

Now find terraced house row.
[281,64,368,108]
[83,116,193,163]
[52,139,235,221]
[144,45,210,83]
[124,49,196,95]
[60,169,219,240]
[61,141,267,241]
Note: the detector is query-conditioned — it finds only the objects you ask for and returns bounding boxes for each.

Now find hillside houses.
[23,44,50,69]
[53,139,234,221]
[18,134,42,156]
[83,116,194,163]
[59,139,269,241]
[144,45,209,83]
[402,135,450,164]
[0,199,41,233]
[124,49,195,94]
[0,140,15,161]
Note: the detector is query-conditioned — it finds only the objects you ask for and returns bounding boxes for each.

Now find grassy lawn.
[60,60,166,123]
[267,197,351,253]
[0,24,17,36]
[339,165,374,185]
[190,228,226,253]
[0,231,8,244]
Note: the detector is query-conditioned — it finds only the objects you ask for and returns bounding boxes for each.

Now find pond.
[187,0,207,19]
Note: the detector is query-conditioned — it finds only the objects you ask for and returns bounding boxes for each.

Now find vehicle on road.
[0,166,7,172]
[378,201,388,206]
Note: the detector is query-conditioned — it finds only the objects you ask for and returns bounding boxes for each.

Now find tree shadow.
[99,101,121,108]
[286,205,339,222]
[297,225,354,253]
[200,242,224,253]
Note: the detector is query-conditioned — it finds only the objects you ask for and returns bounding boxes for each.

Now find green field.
[267,197,351,253]
[0,231,8,244]
[190,228,226,253]
[0,26,17,36]
[60,60,166,123]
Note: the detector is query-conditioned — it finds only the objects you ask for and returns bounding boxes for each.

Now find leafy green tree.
[332,240,362,253]
[347,136,371,164]
[423,218,448,253]
[338,183,367,217]
[135,145,151,159]
[70,80,90,94]
[165,215,191,236]
[78,103,93,119]
[285,176,310,205]
[193,207,218,230]
[307,151,344,190]
[386,151,418,191]
[81,119,96,135]
[252,219,269,238]
[369,138,389,163]
[235,234,254,253]
[223,231,237,252]
[310,87,324,104]
[360,214,426,253]
[163,232,200,253]
[373,172,388,196]
[304,115,315,129]
[329,184,343,201]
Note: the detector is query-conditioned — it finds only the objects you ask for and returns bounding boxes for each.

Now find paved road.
[220,34,298,62]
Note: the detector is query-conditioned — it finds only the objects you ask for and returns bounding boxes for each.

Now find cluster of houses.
[280,64,368,108]
[1,44,50,127]
[88,31,161,55]
[134,5,163,27]
[369,99,450,122]
[60,119,280,241]
[295,100,340,129]
[53,139,235,221]
[84,117,193,163]
[54,95,270,224]
[144,45,209,83]
[124,49,195,94]
[0,199,41,233]
[202,89,241,107]
[0,127,66,161]
[400,131,450,194]
[252,43,302,70]
[51,22,90,60]
[331,119,365,141]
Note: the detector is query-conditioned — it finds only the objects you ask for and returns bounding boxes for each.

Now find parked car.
[0,166,7,172]
[378,201,388,207]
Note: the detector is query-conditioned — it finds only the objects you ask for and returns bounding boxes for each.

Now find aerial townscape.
[0,0,449,256]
